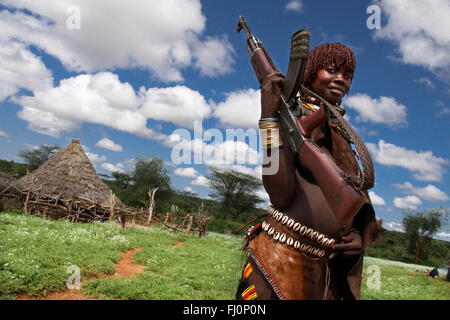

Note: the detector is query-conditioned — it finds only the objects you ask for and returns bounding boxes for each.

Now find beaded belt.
[261,206,337,259]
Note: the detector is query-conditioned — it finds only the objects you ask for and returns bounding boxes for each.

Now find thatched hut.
[0,172,17,210]
[0,171,15,192]
[0,139,135,223]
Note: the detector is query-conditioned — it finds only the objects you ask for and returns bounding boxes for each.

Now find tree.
[402,208,448,264]
[111,172,133,189]
[107,157,172,209]
[18,144,61,171]
[132,158,170,191]
[207,168,263,218]
[0,159,28,177]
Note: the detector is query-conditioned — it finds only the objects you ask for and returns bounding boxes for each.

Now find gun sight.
[236,16,252,37]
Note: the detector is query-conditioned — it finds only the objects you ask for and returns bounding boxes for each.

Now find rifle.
[236,16,370,227]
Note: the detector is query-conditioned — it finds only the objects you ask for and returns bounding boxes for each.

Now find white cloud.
[16,107,80,138]
[164,160,176,168]
[12,72,157,139]
[191,175,209,187]
[414,77,434,89]
[383,221,404,232]
[436,231,450,240]
[85,152,106,164]
[0,42,53,103]
[437,107,450,117]
[204,140,260,166]
[140,85,212,129]
[369,191,386,206]
[122,158,137,171]
[11,70,220,143]
[174,167,198,178]
[190,35,235,77]
[367,140,449,182]
[255,189,270,202]
[393,182,449,202]
[0,0,234,81]
[183,186,195,193]
[168,132,260,169]
[96,138,123,152]
[373,0,450,79]
[393,195,422,210]
[213,88,260,128]
[255,188,271,209]
[343,94,408,127]
[0,130,9,138]
[101,162,125,173]
[285,0,303,12]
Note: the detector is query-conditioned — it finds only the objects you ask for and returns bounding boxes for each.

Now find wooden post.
[185,215,194,235]
[24,188,31,214]
[197,202,209,237]
[109,191,115,222]
[68,199,73,220]
[121,214,126,229]
[146,187,159,225]
[163,212,170,228]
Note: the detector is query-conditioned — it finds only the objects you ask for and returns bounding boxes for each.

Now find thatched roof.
[11,139,123,207]
[0,171,16,192]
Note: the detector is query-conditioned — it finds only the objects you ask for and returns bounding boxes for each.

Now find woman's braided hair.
[303,42,356,89]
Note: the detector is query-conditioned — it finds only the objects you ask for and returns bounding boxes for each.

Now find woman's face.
[310,65,353,105]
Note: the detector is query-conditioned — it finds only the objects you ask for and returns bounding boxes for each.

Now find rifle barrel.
[236,16,252,38]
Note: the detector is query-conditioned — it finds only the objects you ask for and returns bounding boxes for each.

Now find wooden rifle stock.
[297,134,367,226]
[296,104,367,226]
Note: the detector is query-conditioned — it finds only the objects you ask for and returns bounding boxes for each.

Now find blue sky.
[0,0,449,240]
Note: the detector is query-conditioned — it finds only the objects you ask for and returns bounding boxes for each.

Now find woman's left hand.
[332,232,363,257]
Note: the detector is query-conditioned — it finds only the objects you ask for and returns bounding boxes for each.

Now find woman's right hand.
[260,72,285,118]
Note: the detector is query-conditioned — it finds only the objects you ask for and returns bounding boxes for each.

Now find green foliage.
[104,158,172,210]
[103,160,265,230]
[402,208,448,264]
[207,168,263,218]
[1,210,448,300]
[361,257,449,300]
[365,229,450,267]
[0,210,242,299]
[208,217,245,234]
[17,144,61,171]
[132,158,170,191]
[0,159,28,178]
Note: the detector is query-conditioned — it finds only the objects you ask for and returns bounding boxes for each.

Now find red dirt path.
[17,247,146,300]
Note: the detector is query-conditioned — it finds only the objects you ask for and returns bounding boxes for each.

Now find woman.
[236,43,380,300]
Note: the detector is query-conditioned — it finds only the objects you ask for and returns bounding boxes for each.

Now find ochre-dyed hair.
[303,42,356,88]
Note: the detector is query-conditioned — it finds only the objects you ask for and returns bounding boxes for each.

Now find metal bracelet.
[259,117,279,123]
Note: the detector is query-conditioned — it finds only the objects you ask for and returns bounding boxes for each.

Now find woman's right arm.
[260,72,297,210]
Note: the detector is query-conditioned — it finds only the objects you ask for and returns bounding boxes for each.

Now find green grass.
[361,257,449,300]
[365,229,450,267]
[0,210,243,299]
[1,210,448,300]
